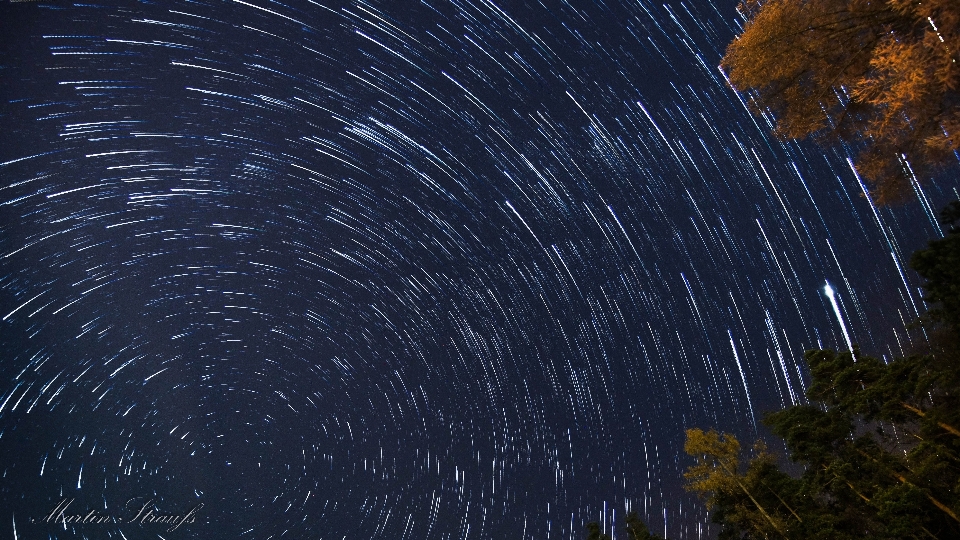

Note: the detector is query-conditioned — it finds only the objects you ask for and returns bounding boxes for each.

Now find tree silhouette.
[584,521,611,540]
[624,511,663,540]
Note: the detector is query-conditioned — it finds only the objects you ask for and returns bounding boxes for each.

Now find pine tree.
[912,200,960,332]
[592,202,960,538]
[624,511,664,540]
[584,511,666,540]
[584,521,611,540]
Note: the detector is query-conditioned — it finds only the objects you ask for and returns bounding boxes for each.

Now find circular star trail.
[0,1,956,539]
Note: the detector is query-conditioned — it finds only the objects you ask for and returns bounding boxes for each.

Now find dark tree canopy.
[584,512,664,540]
[590,202,960,539]
[623,511,664,540]
[722,0,960,204]
[585,521,611,540]
[912,200,960,331]
[672,344,960,540]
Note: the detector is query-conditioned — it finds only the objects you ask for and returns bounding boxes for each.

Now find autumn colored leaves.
[722,0,960,204]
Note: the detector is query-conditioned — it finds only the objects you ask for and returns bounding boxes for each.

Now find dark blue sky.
[0,0,956,539]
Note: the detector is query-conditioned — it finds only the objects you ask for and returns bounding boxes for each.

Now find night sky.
[0,0,957,539]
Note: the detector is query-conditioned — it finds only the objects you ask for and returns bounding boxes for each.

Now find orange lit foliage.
[722,0,959,204]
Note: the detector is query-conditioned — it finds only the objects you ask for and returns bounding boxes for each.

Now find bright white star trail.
[0,1,955,539]
[824,281,854,357]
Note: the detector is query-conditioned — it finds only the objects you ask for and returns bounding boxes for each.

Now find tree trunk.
[855,448,960,524]
[716,460,788,537]
[901,402,960,439]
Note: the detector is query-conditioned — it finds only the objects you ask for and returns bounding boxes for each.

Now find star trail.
[0,0,957,539]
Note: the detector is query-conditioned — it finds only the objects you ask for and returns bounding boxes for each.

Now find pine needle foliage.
[586,202,960,539]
